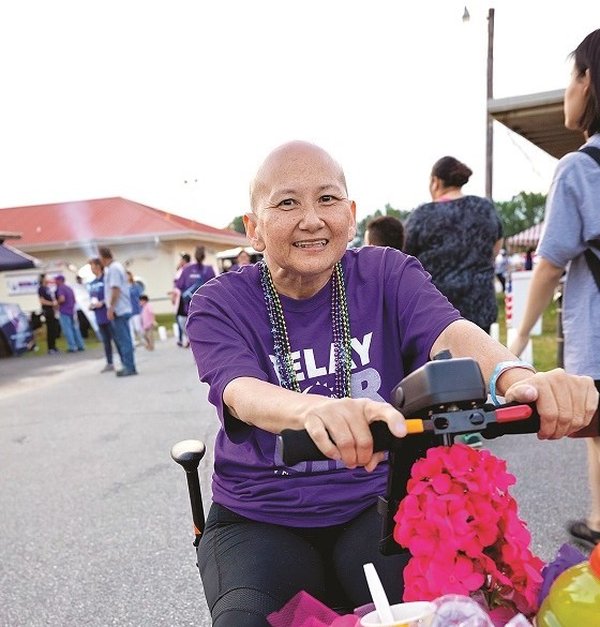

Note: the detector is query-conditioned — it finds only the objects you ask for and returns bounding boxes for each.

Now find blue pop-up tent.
[0,237,40,271]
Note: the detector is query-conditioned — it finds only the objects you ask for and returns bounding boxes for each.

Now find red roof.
[0,197,246,250]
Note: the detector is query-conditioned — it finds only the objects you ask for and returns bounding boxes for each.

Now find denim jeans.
[110,313,136,372]
[58,313,85,351]
[98,322,114,365]
[177,314,188,345]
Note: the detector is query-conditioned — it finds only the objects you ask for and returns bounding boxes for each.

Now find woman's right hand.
[301,397,407,472]
[224,378,407,471]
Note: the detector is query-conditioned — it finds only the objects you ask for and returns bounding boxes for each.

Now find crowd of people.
[36,246,157,377]
[36,243,254,364]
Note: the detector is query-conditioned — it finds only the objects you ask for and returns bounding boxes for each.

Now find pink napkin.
[267,591,360,627]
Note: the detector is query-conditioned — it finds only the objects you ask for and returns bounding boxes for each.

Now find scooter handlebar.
[279,403,599,467]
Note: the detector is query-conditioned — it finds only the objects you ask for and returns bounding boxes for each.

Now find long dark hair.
[573,29,600,136]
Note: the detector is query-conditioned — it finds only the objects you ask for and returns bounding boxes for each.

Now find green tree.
[228,215,246,234]
[494,192,546,238]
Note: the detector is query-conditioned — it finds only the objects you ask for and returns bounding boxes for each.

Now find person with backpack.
[174,246,216,347]
[510,29,600,547]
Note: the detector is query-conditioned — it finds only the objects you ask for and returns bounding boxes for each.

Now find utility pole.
[485,7,495,200]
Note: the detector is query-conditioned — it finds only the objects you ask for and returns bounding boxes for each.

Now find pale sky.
[1,0,598,230]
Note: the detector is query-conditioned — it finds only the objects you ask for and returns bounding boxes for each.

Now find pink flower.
[430,555,486,596]
[394,444,545,619]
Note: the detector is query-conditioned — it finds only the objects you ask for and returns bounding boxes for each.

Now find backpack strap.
[585,247,600,291]
[579,146,600,290]
[580,145,600,167]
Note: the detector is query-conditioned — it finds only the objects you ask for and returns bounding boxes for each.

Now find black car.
[0,302,36,357]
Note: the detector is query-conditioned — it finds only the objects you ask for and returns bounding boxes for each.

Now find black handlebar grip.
[280,422,397,466]
[482,407,540,439]
[484,404,600,439]
[280,429,327,466]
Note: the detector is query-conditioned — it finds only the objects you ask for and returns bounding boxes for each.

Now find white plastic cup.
[158,325,167,341]
[360,601,435,627]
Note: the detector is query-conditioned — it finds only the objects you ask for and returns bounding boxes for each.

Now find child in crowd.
[139,295,156,351]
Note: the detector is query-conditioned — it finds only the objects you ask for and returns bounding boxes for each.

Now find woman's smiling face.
[245,142,356,298]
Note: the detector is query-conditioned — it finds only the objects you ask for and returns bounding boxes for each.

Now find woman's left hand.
[503,369,598,439]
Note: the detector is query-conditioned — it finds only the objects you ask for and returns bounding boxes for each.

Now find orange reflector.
[405,419,425,434]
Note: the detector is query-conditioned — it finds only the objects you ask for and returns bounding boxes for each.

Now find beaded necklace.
[259,260,352,398]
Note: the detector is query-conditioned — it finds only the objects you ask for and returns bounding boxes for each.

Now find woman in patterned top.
[404,156,503,333]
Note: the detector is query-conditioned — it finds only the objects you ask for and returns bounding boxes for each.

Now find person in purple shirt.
[175,246,215,347]
[187,141,598,627]
[228,248,253,272]
[54,275,85,352]
[175,245,216,313]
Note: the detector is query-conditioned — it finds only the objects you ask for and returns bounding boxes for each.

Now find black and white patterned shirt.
[405,195,502,330]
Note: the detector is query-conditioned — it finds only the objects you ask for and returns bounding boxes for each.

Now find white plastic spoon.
[363,563,395,625]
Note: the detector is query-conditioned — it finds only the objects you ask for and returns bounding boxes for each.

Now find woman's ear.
[583,68,592,94]
[347,201,357,242]
[243,212,266,252]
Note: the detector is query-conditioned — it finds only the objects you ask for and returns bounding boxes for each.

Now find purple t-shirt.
[55,284,76,316]
[175,263,216,314]
[187,247,461,527]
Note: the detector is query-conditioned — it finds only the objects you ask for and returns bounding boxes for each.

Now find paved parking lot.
[1,341,216,626]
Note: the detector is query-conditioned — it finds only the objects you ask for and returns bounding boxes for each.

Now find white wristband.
[489,360,536,406]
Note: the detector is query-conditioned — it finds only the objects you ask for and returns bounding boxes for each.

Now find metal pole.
[556,286,564,368]
[485,7,495,200]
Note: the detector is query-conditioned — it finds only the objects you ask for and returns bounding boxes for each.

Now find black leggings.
[197,503,409,627]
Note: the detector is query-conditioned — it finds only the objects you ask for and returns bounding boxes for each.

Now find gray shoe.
[100,364,114,373]
[116,368,138,377]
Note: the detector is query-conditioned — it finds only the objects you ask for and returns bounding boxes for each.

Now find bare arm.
[431,319,525,390]
[107,286,120,320]
[508,257,564,357]
[432,319,597,439]
[493,238,503,258]
[223,377,406,470]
